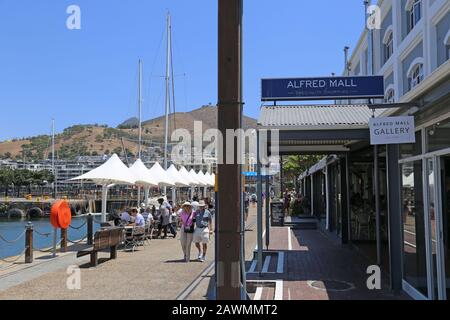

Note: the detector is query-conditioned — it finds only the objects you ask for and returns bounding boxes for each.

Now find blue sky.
[0,0,364,140]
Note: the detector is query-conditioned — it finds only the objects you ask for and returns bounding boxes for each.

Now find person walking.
[157,197,176,239]
[179,202,196,262]
[193,201,213,262]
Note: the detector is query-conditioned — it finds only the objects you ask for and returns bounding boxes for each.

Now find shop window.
[406,0,421,34]
[401,160,428,297]
[427,118,450,153]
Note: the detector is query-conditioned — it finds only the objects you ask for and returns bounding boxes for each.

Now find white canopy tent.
[148,162,175,187]
[189,169,206,187]
[70,154,136,222]
[166,165,190,187]
[197,171,212,198]
[129,159,158,207]
[179,166,197,186]
[166,164,190,204]
[197,171,212,187]
[204,172,213,187]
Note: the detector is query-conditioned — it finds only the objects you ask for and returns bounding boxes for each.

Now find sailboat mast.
[51,118,57,197]
[138,59,143,159]
[164,12,171,171]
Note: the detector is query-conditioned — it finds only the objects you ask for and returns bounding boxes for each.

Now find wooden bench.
[77,227,124,267]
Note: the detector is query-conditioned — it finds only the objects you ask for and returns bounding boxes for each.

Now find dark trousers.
[158,223,177,238]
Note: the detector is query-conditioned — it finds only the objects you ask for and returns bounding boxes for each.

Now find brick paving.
[248,226,409,300]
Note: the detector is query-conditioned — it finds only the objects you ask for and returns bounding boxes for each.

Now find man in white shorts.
[193,201,213,262]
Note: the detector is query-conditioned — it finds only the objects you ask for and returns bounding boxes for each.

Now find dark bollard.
[25,222,33,263]
[87,214,93,245]
[60,228,68,252]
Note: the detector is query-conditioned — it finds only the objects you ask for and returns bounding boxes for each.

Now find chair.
[100,222,114,229]
[124,227,146,252]
[144,223,154,243]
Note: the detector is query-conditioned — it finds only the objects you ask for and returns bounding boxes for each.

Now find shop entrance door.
[435,155,450,299]
[425,155,449,300]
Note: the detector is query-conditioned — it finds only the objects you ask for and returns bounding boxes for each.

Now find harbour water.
[0,216,101,260]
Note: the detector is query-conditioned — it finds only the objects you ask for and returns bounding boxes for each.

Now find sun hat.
[182,201,192,208]
[191,201,200,210]
[198,200,207,207]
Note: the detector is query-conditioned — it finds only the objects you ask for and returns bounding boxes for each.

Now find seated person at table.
[120,208,132,224]
[129,208,146,227]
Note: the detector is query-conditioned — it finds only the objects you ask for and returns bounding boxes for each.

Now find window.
[385,88,395,103]
[445,29,450,61]
[406,0,421,33]
[407,60,424,91]
[383,27,394,63]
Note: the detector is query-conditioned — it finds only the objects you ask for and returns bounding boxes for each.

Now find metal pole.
[52,119,57,199]
[374,144,381,265]
[386,144,402,293]
[101,185,108,223]
[240,173,247,300]
[265,174,270,250]
[325,166,330,230]
[138,59,142,159]
[164,13,171,171]
[217,0,243,300]
[256,131,263,274]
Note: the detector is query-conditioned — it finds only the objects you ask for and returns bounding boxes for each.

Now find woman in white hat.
[179,202,196,262]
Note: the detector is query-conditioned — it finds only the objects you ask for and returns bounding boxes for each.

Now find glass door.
[401,160,429,298]
[437,155,450,299]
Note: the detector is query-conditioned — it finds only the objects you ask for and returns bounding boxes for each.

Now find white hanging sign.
[369,116,416,145]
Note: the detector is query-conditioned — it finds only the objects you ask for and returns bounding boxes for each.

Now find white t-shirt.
[121,211,131,223]
[135,213,146,227]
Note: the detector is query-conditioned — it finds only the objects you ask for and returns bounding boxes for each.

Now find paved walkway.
[0,208,260,300]
[247,226,409,300]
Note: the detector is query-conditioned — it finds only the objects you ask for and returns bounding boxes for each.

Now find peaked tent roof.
[129,159,158,187]
[167,165,190,187]
[189,169,206,187]
[70,154,136,185]
[179,166,197,186]
[197,171,213,187]
[204,172,213,186]
[148,162,175,187]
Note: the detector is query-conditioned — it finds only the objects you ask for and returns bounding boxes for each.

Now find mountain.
[0,105,258,161]
[117,117,139,129]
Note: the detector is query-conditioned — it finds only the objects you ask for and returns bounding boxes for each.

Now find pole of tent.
[101,185,108,223]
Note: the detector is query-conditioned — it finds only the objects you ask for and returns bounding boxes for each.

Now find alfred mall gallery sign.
[369,116,416,145]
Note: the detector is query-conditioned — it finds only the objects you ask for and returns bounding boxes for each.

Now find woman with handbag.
[179,202,196,262]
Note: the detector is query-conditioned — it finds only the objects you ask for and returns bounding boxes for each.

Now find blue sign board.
[261,76,385,101]
[243,172,257,177]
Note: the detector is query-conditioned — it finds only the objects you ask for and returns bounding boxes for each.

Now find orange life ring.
[50,200,72,229]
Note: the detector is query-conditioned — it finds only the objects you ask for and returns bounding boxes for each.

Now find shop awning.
[258,104,386,155]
